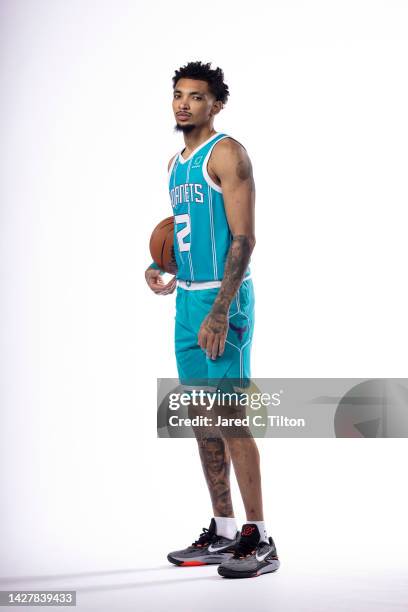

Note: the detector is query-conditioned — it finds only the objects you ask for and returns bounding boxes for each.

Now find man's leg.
[216,402,280,579]
[189,401,234,518]
[176,286,236,521]
[211,387,264,521]
[168,287,239,566]
[206,278,263,522]
[224,435,263,521]
[190,395,262,522]
[166,394,239,566]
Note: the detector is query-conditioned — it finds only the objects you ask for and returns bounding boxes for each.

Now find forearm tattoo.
[212,235,252,316]
[197,436,233,517]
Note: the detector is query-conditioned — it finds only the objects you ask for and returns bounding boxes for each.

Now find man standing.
[145,61,279,578]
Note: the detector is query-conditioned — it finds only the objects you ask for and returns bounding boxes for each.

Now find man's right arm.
[144,155,177,295]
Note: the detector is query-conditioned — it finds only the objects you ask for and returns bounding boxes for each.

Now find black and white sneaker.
[218,523,280,578]
[167,518,239,566]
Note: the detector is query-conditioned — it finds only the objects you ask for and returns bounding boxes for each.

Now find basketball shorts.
[174,277,255,391]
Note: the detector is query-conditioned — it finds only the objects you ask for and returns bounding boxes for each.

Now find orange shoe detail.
[181,561,206,566]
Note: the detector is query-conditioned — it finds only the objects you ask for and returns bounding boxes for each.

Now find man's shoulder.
[214,135,247,156]
[209,136,249,174]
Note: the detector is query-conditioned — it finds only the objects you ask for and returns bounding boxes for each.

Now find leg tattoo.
[196,435,234,517]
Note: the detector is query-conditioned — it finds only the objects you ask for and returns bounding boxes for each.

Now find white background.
[1,1,408,610]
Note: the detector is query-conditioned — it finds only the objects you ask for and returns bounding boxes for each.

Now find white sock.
[214,516,238,540]
[249,520,269,543]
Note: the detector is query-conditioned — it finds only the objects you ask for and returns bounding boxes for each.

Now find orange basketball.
[149,216,177,274]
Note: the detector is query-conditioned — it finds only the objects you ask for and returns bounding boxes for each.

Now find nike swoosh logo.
[208,543,232,553]
[256,549,273,562]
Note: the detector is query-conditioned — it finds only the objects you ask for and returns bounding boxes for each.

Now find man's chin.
[174,122,196,134]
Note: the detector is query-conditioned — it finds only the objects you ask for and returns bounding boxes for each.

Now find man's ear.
[210,100,223,116]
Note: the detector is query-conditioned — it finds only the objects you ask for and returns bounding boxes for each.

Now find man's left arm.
[198,140,256,360]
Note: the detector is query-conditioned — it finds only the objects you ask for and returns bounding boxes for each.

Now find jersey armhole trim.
[168,154,178,184]
[202,135,230,193]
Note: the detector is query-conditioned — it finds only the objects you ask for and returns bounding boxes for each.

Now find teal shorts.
[174,278,255,390]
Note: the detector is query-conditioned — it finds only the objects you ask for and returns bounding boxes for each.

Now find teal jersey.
[168,132,251,282]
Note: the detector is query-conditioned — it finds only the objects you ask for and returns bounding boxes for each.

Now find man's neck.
[182,125,217,155]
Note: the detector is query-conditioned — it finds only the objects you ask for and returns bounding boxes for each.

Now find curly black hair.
[172,61,230,104]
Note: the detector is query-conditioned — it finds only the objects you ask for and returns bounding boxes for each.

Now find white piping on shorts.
[180,384,218,392]
[177,274,251,290]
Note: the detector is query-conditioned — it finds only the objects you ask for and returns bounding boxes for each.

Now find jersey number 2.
[175,213,191,252]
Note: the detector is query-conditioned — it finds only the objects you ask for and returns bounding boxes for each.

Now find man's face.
[202,439,225,474]
[173,78,221,132]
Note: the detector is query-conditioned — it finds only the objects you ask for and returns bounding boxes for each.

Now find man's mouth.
[177,113,191,119]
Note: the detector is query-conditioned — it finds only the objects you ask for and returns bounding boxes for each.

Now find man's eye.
[193,96,202,100]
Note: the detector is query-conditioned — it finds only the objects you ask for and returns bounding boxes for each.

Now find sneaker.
[167,518,239,566]
[218,523,280,578]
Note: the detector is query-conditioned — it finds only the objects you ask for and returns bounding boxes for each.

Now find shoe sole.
[167,552,232,567]
[218,559,280,578]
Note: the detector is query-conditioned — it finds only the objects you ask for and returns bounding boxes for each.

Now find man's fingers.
[150,274,177,295]
[150,277,164,289]
[199,330,208,351]
[166,278,177,292]
[211,334,226,360]
[210,336,220,360]
[205,334,215,358]
[159,275,176,289]
[157,287,173,295]
[161,277,177,294]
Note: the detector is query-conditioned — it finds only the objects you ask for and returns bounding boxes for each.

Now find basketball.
[149,216,177,274]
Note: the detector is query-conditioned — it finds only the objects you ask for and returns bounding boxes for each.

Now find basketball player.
[145,61,279,578]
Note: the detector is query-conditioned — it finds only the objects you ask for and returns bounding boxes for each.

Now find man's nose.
[179,98,190,109]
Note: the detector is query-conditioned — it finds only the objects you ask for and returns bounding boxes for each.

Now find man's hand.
[198,309,228,360]
[145,267,176,295]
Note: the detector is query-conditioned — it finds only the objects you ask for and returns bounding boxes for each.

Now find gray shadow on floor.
[0,566,174,585]
[76,574,220,593]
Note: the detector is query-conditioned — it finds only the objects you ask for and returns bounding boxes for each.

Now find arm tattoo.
[236,158,255,193]
[211,235,253,316]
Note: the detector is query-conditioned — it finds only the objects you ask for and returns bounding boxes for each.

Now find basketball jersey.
[168,132,251,282]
